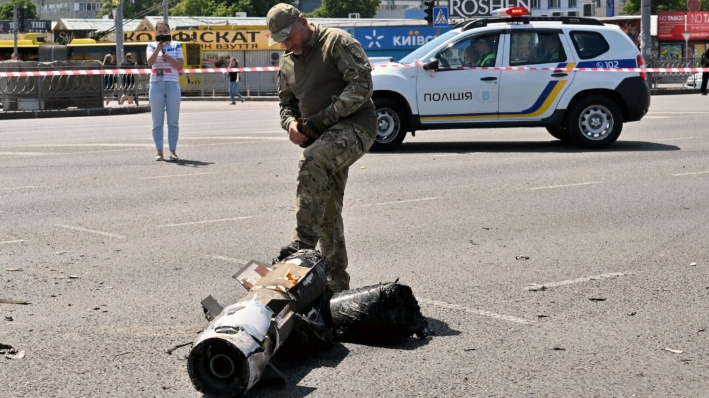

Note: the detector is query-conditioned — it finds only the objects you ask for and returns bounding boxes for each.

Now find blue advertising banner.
[346,26,452,51]
[606,0,614,16]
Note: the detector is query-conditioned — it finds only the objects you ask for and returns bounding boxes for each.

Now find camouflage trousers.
[291,123,375,292]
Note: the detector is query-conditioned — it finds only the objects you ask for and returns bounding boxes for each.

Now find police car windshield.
[398,30,460,64]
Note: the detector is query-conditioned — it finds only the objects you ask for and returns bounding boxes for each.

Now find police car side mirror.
[423,58,439,71]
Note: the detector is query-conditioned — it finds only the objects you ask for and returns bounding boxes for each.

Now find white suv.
[370,8,651,151]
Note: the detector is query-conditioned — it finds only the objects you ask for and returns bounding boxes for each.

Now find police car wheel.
[372,97,408,151]
[546,126,571,141]
[567,96,623,149]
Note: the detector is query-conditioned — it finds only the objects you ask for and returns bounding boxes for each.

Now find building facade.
[0,0,102,21]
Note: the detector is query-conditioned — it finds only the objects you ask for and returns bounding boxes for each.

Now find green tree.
[97,0,164,20]
[311,0,381,18]
[623,0,709,14]
[231,0,292,17]
[0,0,38,20]
[170,0,220,16]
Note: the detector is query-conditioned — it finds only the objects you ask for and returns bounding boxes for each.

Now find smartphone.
[156,34,171,43]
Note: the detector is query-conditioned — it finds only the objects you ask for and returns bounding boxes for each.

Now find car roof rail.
[459,15,604,31]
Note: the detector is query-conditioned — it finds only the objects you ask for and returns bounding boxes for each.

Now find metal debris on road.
[663,347,683,354]
[188,250,428,398]
[1,343,25,359]
[526,284,546,291]
[0,299,31,305]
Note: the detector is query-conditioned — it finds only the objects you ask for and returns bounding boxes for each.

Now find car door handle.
[551,73,568,77]
[480,77,498,81]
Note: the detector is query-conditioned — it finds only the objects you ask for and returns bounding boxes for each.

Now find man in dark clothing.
[267,3,377,293]
[701,49,709,96]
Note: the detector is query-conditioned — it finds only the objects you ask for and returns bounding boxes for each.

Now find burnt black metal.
[329,280,429,343]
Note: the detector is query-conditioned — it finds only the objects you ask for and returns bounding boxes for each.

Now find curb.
[0,105,151,120]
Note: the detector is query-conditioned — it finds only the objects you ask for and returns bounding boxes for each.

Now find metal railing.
[646,56,701,89]
[1,61,279,111]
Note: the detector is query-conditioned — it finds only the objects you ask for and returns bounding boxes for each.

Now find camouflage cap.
[266,3,302,46]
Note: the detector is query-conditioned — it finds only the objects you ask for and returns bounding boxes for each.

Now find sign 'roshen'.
[449,0,531,17]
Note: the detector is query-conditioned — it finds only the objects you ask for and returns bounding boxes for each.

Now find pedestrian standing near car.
[700,48,709,96]
[227,58,245,104]
[267,3,377,293]
[147,21,183,161]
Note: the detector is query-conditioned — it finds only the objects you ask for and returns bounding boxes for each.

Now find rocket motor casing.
[187,250,330,398]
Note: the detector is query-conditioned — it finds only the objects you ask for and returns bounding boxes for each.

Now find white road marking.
[526,272,630,290]
[361,197,440,207]
[58,225,126,239]
[140,172,217,180]
[1,186,37,191]
[0,152,51,156]
[5,143,152,148]
[418,298,533,325]
[211,255,249,266]
[655,137,697,141]
[673,170,709,176]
[0,239,25,245]
[529,182,601,190]
[181,136,286,140]
[158,216,255,227]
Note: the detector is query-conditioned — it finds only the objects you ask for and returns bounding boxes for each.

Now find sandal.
[155,149,163,161]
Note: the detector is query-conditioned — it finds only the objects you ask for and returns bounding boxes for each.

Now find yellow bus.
[0,34,50,61]
[66,39,202,69]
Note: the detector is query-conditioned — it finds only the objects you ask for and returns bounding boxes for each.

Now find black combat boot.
[272,241,314,265]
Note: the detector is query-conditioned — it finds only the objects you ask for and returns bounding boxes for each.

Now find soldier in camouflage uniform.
[267,3,377,293]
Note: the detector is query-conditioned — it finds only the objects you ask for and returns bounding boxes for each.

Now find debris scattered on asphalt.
[628,312,637,316]
[5,268,21,272]
[588,297,606,302]
[690,262,697,266]
[0,343,25,359]
[663,347,683,354]
[526,284,546,291]
[463,348,476,351]
[536,314,549,318]
[56,251,67,255]
[553,347,566,351]
[68,275,79,279]
[515,255,530,260]
[166,342,192,355]
[0,299,31,305]
[4,316,13,321]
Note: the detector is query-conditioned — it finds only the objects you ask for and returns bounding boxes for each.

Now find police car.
[370,7,650,150]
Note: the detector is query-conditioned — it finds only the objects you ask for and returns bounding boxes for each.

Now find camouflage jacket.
[277,23,376,138]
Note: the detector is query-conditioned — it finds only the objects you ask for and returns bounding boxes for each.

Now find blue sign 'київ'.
[348,26,452,51]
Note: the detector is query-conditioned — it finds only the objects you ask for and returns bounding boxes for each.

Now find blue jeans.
[229,81,244,103]
[149,81,181,151]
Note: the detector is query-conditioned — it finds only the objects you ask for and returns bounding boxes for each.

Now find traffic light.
[424,1,434,26]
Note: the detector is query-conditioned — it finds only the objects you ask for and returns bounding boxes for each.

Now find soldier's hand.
[287,120,309,147]
[301,115,326,139]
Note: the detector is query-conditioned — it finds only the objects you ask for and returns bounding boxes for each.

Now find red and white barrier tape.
[0,65,707,77]
[0,66,279,77]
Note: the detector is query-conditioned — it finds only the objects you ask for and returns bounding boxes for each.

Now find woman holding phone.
[147,21,183,161]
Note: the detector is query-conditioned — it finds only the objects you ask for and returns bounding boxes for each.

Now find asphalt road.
[2,95,708,397]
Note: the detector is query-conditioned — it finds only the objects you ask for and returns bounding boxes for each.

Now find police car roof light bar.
[492,7,529,18]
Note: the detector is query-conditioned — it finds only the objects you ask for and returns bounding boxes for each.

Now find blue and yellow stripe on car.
[420,62,575,123]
